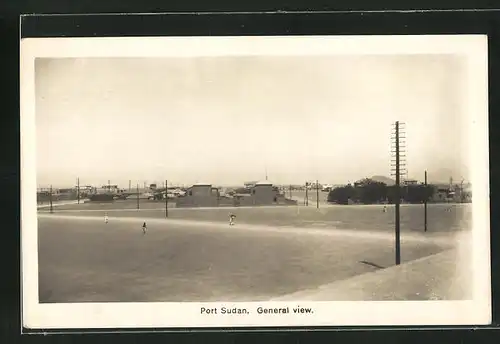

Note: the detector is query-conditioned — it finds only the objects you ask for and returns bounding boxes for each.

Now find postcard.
[20,34,491,329]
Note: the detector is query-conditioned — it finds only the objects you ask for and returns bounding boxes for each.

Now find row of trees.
[327,178,435,205]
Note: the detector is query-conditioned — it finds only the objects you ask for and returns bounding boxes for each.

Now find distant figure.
[104,212,109,224]
[229,214,236,226]
[142,221,147,234]
[383,206,387,213]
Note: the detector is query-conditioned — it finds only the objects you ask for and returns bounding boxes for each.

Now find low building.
[236,181,294,206]
[431,184,458,203]
[57,187,78,201]
[252,181,276,205]
[244,181,258,189]
[99,184,120,194]
[174,181,297,208]
[428,182,472,203]
[175,182,220,208]
[76,185,94,195]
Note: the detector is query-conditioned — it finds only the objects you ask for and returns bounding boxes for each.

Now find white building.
[99,184,120,193]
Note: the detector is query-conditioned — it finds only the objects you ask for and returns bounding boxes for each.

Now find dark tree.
[327,184,356,204]
[354,179,387,204]
[328,178,437,205]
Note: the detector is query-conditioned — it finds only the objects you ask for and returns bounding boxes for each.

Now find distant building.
[175,182,220,207]
[99,184,120,194]
[76,185,94,194]
[430,183,468,203]
[175,181,297,208]
[58,188,74,194]
[244,181,258,189]
[251,181,276,205]
[234,181,295,206]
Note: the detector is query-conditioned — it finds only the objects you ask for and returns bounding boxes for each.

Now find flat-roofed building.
[175,182,220,208]
[251,180,276,205]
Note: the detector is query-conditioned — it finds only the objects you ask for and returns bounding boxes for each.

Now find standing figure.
[142,221,147,234]
[229,213,236,226]
[104,212,109,224]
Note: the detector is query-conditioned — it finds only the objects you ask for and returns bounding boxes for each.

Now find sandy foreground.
[272,246,471,301]
[36,213,466,302]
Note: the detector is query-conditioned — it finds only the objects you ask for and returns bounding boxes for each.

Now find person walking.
[229,213,236,226]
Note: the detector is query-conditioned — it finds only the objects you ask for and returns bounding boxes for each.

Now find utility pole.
[129,180,131,192]
[305,182,309,206]
[394,122,401,265]
[424,170,428,232]
[391,121,406,265]
[136,184,140,210]
[108,180,111,194]
[316,180,319,209]
[289,185,292,199]
[460,178,465,203]
[77,177,80,204]
[165,179,169,218]
[49,185,53,213]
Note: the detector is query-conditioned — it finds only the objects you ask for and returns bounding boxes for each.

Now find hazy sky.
[35,55,470,188]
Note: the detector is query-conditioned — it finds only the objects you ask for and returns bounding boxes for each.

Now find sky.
[35,55,470,188]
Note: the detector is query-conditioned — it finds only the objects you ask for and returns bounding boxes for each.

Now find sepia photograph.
[20,35,491,329]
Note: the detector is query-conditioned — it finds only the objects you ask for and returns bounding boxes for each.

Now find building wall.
[175,185,297,208]
[190,185,212,198]
[234,195,254,207]
[252,185,276,205]
[175,185,219,208]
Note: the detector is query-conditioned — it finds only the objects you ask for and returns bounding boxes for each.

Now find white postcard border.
[20,34,491,329]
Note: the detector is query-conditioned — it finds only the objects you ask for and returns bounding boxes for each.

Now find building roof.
[255,181,273,186]
[192,182,212,187]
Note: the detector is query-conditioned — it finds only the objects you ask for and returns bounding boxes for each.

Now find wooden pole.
[316,180,319,209]
[424,170,428,232]
[165,179,168,218]
[77,177,80,204]
[136,184,140,210]
[49,185,53,213]
[305,182,309,206]
[395,121,401,265]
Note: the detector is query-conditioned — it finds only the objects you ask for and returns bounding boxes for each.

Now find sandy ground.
[272,244,472,301]
[37,214,456,303]
[37,200,90,209]
[290,190,329,205]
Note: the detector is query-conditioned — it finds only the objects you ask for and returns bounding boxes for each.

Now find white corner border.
[20,35,491,329]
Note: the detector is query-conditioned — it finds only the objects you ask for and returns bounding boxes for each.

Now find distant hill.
[370,175,395,185]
